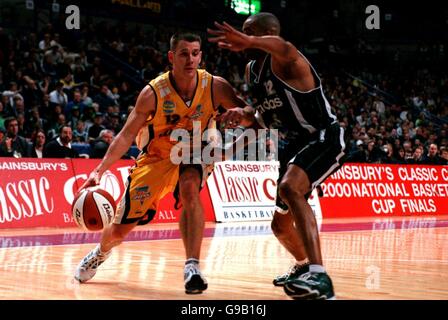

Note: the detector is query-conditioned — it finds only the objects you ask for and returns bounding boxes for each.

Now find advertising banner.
[207,161,323,222]
[0,158,214,229]
[319,163,448,218]
[2,159,446,228]
[207,161,279,222]
[0,159,75,228]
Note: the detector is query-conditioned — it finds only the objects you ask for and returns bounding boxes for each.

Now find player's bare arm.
[208,22,315,91]
[79,85,156,190]
[212,76,266,160]
[212,75,255,128]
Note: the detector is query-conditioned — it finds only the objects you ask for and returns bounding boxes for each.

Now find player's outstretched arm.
[78,85,156,191]
[212,75,255,128]
[211,76,266,161]
[209,21,315,92]
[208,21,298,65]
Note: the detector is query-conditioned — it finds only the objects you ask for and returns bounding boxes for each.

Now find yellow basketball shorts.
[114,156,179,225]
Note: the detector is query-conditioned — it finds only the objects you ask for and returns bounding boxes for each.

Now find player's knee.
[278,180,305,203]
[179,179,201,202]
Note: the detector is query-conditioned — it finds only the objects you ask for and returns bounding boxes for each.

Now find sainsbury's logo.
[210,163,277,203]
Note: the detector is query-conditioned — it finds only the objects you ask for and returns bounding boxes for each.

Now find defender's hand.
[217,107,255,129]
[207,21,252,52]
[217,108,245,129]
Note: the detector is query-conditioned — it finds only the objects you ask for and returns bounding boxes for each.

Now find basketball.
[72,187,116,231]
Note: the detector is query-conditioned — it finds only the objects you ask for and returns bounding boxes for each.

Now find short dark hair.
[170,32,201,51]
[249,12,281,35]
[4,116,18,128]
[59,125,72,134]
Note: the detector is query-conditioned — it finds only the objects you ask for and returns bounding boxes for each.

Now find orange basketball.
[71,187,116,231]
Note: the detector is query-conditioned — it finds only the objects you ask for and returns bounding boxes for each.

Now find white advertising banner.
[207,161,279,222]
[207,160,324,222]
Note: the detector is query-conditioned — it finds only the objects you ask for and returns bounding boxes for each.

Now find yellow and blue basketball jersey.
[135,69,216,161]
[114,70,216,225]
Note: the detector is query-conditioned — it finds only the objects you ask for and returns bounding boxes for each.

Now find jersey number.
[159,114,181,137]
[165,114,180,125]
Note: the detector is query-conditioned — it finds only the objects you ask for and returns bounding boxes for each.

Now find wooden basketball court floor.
[0,215,447,300]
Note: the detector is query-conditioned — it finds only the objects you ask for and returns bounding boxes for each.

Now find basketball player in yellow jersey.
[74,33,249,294]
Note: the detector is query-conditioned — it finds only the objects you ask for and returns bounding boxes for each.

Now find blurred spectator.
[93,85,117,112]
[423,143,444,165]
[12,95,26,117]
[1,94,13,118]
[67,106,81,130]
[26,106,47,133]
[44,44,63,66]
[2,82,23,108]
[41,52,58,77]
[38,33,52,52]
[348,140,366,162]
[403,141,413,156]
[440,147,448,164]
[0,117,32,158]
[348,140,385,163]
[407,146,425,164]
[49,81,68,108]
[30,129,46,158]
[16,113,30,138]
[394,147,407,164]
[61,73,82,92]
[88,112,106,141]
[73,120,89,143]
[43,125,79,158]
[380,143,397,164]
[80,84,93,107]
[0,101,5,130]
[47,113,67,140]
[40,93,51,111]
[81,104,95,129]
[90,129,114,159]
[118,81,135,109]
[104,112,123,135]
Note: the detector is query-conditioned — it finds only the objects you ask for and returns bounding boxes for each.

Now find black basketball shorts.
[275,123,347,213]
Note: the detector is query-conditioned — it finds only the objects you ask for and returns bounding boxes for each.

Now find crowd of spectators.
[0,20,447,165]
[326,69,448,165]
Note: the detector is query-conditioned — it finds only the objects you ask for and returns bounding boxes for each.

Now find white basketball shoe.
[74,244,111,283]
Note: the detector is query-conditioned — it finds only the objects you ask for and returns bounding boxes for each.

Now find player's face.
[242,19,267,60]
[170,40,202,77]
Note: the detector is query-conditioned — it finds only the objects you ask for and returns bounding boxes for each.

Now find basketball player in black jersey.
[208,13,346,300]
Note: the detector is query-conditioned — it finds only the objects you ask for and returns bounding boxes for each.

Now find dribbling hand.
[77,170,102,194]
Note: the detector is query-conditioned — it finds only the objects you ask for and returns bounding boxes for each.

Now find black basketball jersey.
[247,53,337,146]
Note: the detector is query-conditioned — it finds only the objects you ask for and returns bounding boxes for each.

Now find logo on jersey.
[264,80,276,95]
[132,186,151,204]
[256,97,283,114]
[163,101,176,114]
[189,104,203,120]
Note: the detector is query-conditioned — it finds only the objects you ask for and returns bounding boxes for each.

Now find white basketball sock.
[309,264,326,274]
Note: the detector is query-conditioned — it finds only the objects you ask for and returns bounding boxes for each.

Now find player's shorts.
[114,154,179,225]
[275,122,347,214]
